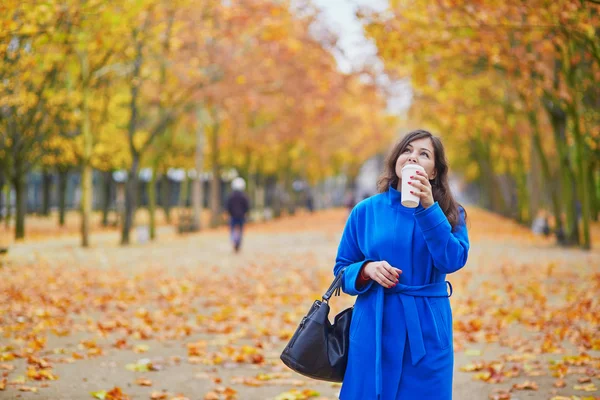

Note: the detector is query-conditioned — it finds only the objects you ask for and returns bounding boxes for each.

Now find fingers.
[375,271,396,288]
[381,261,401,279]
[415,170,429,180]
[408,174,431,199]
[409,174,430,189]
[375,261,402,289]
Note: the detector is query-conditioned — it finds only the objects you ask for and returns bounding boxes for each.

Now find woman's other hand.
[363,261,402,288]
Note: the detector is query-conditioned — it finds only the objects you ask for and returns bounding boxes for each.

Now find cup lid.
[401,164,425,172]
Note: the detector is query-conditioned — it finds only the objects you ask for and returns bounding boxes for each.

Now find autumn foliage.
[361,0,600,249]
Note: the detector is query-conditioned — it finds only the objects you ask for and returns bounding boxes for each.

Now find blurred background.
[0,0,598,249]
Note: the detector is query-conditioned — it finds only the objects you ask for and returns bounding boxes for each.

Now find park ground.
[0,207,599,400]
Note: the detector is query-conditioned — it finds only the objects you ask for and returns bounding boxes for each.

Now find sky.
[309,0,412,113]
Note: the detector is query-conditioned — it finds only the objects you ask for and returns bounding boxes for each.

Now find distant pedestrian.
[306,192,314,213]
[531,210,550,236]
[226,177,250,253]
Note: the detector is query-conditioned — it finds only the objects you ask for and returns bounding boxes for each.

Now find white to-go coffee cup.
[401,164,426,208]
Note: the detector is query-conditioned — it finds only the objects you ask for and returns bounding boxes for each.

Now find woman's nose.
[407,155,417,163]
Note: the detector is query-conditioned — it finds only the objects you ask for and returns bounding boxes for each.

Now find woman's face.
[394,137,437,184]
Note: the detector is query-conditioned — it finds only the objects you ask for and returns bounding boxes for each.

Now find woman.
[334,129,469,400]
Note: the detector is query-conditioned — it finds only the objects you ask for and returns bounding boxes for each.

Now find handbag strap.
[322,268,346,303]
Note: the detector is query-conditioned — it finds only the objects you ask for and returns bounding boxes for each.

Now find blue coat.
[334,186,469,400]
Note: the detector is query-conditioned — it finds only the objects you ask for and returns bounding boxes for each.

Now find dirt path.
[1,209,599,400]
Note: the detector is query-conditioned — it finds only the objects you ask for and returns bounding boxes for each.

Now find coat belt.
[368,281,453,399]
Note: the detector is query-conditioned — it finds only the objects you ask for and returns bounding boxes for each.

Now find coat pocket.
[428,297,452,350]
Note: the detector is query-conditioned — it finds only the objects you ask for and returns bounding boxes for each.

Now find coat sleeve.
[414,203,469,274]
[333,206,375,296]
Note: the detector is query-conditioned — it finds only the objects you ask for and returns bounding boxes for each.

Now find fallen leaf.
[19,385,38,392]
[92,390,107,400]
[512,380,539,390]
[465,349,482,356]
[133,344,150,354]
[553,379,566,388]
[135,377,152,386]
[573,383,597,392]
[488,388,511,400]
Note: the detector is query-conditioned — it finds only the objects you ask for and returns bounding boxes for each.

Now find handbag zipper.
[288,317,307,348]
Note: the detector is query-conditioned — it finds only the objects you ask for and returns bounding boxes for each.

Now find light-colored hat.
[231,177,246,191]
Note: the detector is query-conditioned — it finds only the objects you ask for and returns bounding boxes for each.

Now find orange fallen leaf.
[18,385,38,392]
[553,379,566,388]
[488,388,511,400]
[461,362,486,372]
[94,386,130,400]
[150,391,168,399]
[512,380,538,390]
[204,392,219,400]
[135,377,152,386]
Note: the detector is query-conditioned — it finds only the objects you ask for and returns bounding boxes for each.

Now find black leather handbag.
[280,268,352,382]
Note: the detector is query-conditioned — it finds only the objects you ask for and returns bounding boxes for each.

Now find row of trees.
[362,0,600,249]
[0,0,397,245]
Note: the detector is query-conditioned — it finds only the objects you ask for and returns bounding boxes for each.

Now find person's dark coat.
[227,190,250,219]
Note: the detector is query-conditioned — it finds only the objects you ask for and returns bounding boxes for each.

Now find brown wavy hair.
[377,129,467,230]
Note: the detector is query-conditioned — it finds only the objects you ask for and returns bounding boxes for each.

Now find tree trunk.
[210,119,221,228]
[512,135,530,225]
[58,168,68,226]
[568,103,591,249]
[149,166,157,240]
[121,155,139,245]
[42,170,52,216]
[470,135,507,215]
[546,101,578,246]
[179,174,189,208]
[80,162,92,247]
[12,170,26,240]
[272,176,282,218]
[161,174,171,224]
[591,160,599,222]
[565,52,591,249]
[102,170,111,227]
[0,172,4,223]
[78,50,94,247]
[192,106,205,231]
[3,182,10,228]
[254,161,265,220]
[529,111,563,238]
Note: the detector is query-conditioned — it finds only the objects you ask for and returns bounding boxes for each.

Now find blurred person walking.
[226,177,250,253]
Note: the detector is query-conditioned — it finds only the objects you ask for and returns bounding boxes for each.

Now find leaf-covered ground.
[1,208,599,400]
